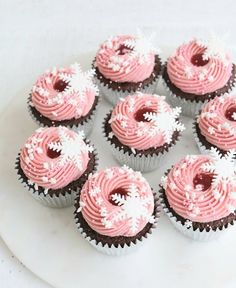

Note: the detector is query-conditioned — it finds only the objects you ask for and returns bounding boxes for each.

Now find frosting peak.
[96,31,158,83]
[20,127,92,191]
[167,38,232,95]
[164,149,236,223]
[31,63,98,121]
[110,93,184,150]
[79,166,154,237]
[198,94,236,151]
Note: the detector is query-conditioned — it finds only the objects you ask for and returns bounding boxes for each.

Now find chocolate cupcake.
[193,94,236,159]
[94,30,162,105]
[16,126,98,208]
[103,93,185,172]
[74,165,160,255]
[160,149,236,240]
[28,63,99,136]
[162,36,236,117]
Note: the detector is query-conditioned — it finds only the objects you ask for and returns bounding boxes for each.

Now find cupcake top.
[31,63,98,121]
[20,127,93,192]
[108,93,184,151]
[162,148,236,223]
[167,36,232,95]
[198,94,236,151]
[95,30,158,83]
[79,165,155,237]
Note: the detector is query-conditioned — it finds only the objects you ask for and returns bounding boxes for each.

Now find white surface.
[0,238,52,288]
[1,50,236,288]
[1,0,236,287]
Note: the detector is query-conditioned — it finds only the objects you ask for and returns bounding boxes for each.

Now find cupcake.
[160,149,236,241]
[94,30,162,105]
[162,36,236,117]
[193,94,236,158]
[74,165,160,255]
[15,126,98,208]
[103,93,185,172]
[28,63,99,136]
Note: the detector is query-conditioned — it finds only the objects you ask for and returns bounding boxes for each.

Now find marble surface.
[1,1,236,287]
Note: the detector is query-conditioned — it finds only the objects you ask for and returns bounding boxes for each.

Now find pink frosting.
[20,127,91,190]
[95,35,155,82]
[164,154,236,223]
[110,94,184,150]
[31,63,98,121]
[167,40,232,95]
[198,95,236,151]
[80,166,154,237]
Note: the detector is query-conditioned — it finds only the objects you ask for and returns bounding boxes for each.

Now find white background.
[0,0,236,287]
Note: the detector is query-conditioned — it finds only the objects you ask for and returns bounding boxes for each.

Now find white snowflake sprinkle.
[160,176,167,189]
[196,34,229,65]
[184,220,192,229]
[184,66,193,79]
[208,127,215,135]
[59,63,98,99]
[104,168,114,179]
[110,183,154,233]
[48,127,93,170]
[42,176,48,183]
[89,186,101,197]
[142,101,185,143]
[201,148,236,188]
[123,29,158,64]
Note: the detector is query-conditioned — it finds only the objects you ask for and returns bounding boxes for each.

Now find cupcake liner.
[162,74,236,118]
[15,150,99,208]
[108,142,171,172]
[74,193,161,256]
[27,186,77,208]
[96,77,159,106]
[159,187,235,241]
[162,78,205,118]
[192,120,211,155]
[27,97,100,137]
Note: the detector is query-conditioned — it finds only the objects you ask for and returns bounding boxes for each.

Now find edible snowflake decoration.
[123,29,158,64]
[48,127,93,170]
[201,148,236,188]
[196,34,229,65]
[59,63,98,99]
[141,101,185,143]
[110,183,154,233]
[184,66,193,79]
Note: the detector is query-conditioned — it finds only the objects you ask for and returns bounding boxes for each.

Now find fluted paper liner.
[74,193,161,256]
[27,96,100,136]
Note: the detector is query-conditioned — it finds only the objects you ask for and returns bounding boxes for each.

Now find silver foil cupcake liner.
[162,77,236,118]
[29,187,77,208]
[162,79,205,118]
[159,188,235,241]
[192,120,211,155]
[109,142,171,172]
[16,150,99,208]
[96,78,159,106]
[27,97,100,137]
[74,193,161,256]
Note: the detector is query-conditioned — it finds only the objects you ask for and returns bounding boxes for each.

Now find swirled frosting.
[109,93,184,150]
[95,34,156,83]
[167,39,232,95]
[164,153,236,223]
[198,94,236,150]
[20,127,92,190]
[80,166,154,237]
[31,63,98,121]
